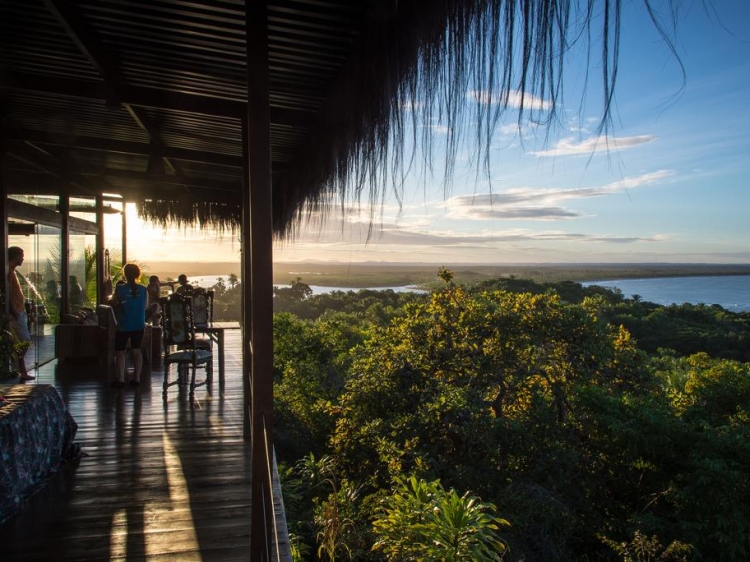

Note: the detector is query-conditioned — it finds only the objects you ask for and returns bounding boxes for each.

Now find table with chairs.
[158,285,239,400]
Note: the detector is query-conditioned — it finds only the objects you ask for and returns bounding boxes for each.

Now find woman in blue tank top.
[110,263,148,388]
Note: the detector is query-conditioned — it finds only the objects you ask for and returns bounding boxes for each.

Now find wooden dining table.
[194,321,241,385]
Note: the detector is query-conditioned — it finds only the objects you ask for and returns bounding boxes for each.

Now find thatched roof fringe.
[136,198,241,234]
[276,0,677,239]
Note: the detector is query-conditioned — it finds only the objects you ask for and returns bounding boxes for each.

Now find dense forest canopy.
[206,271,750,560]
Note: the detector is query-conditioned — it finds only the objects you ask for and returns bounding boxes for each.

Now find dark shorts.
[115,329,145,351]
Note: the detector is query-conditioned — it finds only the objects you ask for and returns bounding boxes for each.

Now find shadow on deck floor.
[0,330,263,561]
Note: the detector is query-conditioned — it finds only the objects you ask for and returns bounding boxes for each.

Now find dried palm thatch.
[275,0,683,239]
[137,198,241,234]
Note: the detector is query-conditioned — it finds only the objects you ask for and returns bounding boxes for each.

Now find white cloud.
[468,89,551,111]
[445,170,674,221]
[531,134,657,157]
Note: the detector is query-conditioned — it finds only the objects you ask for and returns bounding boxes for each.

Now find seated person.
[146,275,174,323]
[69,275,84,308]
[175,273,194,296]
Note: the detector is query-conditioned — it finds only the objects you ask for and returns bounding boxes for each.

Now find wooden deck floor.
[0,329,288,561]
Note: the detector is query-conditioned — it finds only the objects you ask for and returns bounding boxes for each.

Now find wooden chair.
[160,293,213,400]
[191,287,214,327]
[190,288,214,351]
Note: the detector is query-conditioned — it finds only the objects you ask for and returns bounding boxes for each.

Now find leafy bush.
[372,475,509,561]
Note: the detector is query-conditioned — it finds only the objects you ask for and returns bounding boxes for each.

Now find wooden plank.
[0,330,290,561]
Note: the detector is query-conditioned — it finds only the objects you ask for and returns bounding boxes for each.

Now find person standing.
[110,263,148,388]
[7,247,34,381]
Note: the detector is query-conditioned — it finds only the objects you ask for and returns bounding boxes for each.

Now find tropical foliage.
[269,271,750,561]
[372,475,509,561]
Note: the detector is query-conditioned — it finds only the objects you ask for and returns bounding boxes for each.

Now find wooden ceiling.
[1,0,370,225]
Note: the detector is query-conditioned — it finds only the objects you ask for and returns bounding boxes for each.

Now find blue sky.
[129,1,750,266]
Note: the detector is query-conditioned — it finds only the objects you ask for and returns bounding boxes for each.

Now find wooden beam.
[247,2,276,559]
[3,172,101,198]
[6,198,97,234]
[3,170,243,204]
[86,168,240,193]
[124,104,182,175]
[41,0,186,181]
[8,223,36,236]
[41,0,121,105]
[3,128,288,170]
[5,146,98,196]
[4,154,240,194]
[6,198,61,229]
[4,72,310,126]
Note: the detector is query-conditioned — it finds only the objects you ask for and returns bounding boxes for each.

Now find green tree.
[332,283,644,490]
[274,312,370,461]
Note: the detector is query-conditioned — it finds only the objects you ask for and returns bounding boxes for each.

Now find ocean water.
[581,275,750,313]
[190,274,749,312]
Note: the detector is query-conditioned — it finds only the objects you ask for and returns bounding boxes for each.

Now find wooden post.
[59,188,70,315]
[246,1,274,559]
[241,116,252,440]
[95,195,105,304]
[121,201,127,266]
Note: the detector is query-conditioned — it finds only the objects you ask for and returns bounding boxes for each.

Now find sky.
[124,1,750,267]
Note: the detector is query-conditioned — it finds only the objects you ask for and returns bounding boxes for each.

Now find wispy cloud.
[468,89,551,111]
[445,170,673,221]
[531,134,657,157]
[370,226,666,246]
[450,206,584,220]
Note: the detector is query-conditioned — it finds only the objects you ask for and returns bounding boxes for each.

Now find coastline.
[152,262,750,288]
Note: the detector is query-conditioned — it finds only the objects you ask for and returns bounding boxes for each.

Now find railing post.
[246,1,274,559]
